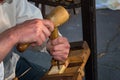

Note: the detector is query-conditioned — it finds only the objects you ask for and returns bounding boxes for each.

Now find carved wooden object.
[41,41,90,80]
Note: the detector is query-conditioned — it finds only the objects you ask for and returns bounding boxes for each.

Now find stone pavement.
[59,9,120,80]
[96,9,120,80]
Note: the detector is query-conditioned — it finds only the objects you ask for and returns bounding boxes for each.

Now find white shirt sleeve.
[0,62,4,80]
[15,0,48,52]
[15,0,43,24]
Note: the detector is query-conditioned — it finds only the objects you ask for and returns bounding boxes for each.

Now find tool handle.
[16,27,59,52]
[16,6,69,52]
[50,27,59,40]
[50,27,60,69]
[12,77,18,80]
[16,43,30,52]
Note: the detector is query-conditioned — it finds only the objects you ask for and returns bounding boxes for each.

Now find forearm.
[0,28,18,62]
[0,19,54,62]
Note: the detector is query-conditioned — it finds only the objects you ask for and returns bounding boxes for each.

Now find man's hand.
[14,19,54,45]
[47,37,70,61]
[0,19,54,62]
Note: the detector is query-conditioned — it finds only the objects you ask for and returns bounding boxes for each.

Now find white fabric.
[107,0,120,10]
[0,62,4,80]
[4,53,20,80]
[96,0,120,10]
[96,0,108,9]
[0,0,45,79]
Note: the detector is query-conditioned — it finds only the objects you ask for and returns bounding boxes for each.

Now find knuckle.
[64,54,68,59]
[67,44,70,48]
[34,28,40,37]
[37,40,42,46]
[33,19,39,23]
[48,32,51,36]
[42,37,46,42]
[64,37,69,42]
[58,37,62,43]
[34,19,43,26]
[52,46,56,51]
[46,31,51,37]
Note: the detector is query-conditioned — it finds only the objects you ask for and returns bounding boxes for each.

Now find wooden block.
[48,59,69,75]
[42,72,82,80]
[64,66,80,73]
[41,41,90,80]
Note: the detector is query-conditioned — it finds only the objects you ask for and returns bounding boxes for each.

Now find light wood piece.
[41,41,90,80]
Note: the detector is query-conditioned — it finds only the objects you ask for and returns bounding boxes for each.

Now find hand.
[0,19,54,61]
[13,19,54,45]
[47,36,70,61]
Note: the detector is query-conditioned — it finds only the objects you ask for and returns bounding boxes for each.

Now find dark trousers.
[16,57,48,80]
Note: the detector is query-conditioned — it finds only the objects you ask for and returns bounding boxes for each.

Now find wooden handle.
[47,6,69,40]
[12,77,18,80]
[17,6,69,52]
[16,28,59,52]
[50,27,59,40]
[16,43,30,52]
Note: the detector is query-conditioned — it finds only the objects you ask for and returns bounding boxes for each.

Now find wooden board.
[41,41,90,80]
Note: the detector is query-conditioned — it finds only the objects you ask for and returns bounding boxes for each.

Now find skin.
[47,37,70,61]
[0,18,70,62]
[0,0,3,3]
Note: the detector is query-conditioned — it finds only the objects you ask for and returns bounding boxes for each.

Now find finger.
[52,44,70,51]
[31,43,37,46]
[51,49,69,57]
[53,54,67,61]
[42,19,54,32]
[40,31,46,42]
[52,37,68,45]
[42,25,51,38]
[36,33,45,45]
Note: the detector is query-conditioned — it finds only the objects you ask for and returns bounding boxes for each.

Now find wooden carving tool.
[16,6,69,52]
[16,6,69,70]
[12,67,31,80]
[46,6,69,69]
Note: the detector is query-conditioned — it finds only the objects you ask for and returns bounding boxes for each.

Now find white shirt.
[96,0,120,10]
[0,62,4,80]
[0,0,44,79]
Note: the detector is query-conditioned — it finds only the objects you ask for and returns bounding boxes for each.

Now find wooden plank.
[48,59,69,75]
[41,72,82,80]
[41,41,90,80]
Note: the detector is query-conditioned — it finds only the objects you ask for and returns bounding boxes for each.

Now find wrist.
[7,28,19,45]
